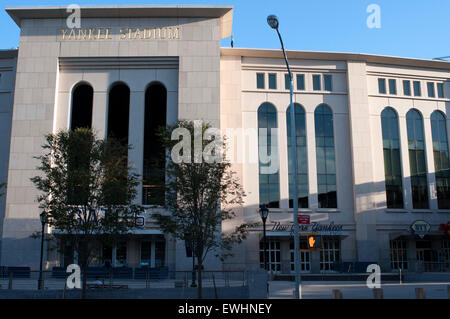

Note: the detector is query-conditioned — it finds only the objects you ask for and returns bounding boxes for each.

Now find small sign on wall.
[297,215,310,225]
[410,220,431,238]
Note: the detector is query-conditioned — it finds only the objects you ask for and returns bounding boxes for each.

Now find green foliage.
[31,128,143,297]
[153,121,254,278]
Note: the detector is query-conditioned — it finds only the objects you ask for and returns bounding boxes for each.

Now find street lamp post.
[38,210,47,290]
[259,204,269,294]
[267,14,302,299]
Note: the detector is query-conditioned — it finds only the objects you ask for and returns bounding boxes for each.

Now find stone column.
[346,60,379,262]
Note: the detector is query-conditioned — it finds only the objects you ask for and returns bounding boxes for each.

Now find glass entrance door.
[290,238,311,273]
[140,241,166,268]
[416,240,433,271]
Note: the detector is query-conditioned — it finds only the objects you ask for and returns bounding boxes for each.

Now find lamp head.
[267,15,279,29]
[40,210,47,225]
[259,204,269,221]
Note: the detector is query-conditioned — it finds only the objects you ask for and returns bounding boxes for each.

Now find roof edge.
[5,5,233,38]
[221,47,450,71]
[0,49,19,59]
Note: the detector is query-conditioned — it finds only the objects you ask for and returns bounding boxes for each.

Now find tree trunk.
[197,254,203,299]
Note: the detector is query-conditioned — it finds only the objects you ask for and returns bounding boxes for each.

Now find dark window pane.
[406,109,429,209]
[431,111,450,208]
[313,75,321,91]
[378,78,386,94]
[143,83,167,206]
[71,84,93,130]
[389,79,397,95]
[427,82,435,98]
[413,81,421,96]
[437,83,444,98]
[403,80,411,96]
[287,104,308,208]
[269,73,277,89]
[257,73,265,89]
[296,74,305,90]
[258,102,280,208]
[381,108,404,208]
[315,104,337,208]
[324,74,332,91]
[285,74,291,90]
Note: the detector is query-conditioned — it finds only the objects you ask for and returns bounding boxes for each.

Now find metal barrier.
[0,269,248,290]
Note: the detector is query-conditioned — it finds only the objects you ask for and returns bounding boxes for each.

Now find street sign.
[298,215,310,225]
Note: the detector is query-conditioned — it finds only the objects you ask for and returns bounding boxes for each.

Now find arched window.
[71,83,93,130]
[286,103,308,208]
[406,109,429,209]
[431,111,450,208]
[107,83,130,144]
[143,83,167,205]
[381,107,404,208]
[314,104,337,208]
[258,102,280,208]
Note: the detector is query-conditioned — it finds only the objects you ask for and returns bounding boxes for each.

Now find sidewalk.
[268,281,450,299]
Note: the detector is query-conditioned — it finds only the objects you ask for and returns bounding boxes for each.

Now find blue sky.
[1,0,449,60]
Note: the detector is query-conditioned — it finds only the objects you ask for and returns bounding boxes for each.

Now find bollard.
[332,289,343,299]
[8,272,12,290]
[415,287,426,299]
[447,286,450,299]
[62,281,66,299]
[373,288,383,299]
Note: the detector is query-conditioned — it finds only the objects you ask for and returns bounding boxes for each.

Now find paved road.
[268,281,450,299]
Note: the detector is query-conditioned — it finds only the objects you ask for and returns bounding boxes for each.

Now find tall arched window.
[314,104,337,208]
[107,83,130,144]
[143,82,167,205]
[406,109,429,209]
[381,107,404,208]
[71,83,93,130]
[286,103,308,208]
[431,111,450,208]
[258,102,280,208]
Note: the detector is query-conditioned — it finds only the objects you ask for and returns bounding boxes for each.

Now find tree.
[31,128,143,298]
[154,120,255,299]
